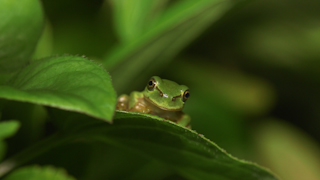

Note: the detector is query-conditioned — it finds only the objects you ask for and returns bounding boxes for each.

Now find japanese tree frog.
[116,76,191,128]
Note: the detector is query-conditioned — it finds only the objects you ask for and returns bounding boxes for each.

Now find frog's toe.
[116,95,129,110]
[116,102,128,110]
[118,95,129,102]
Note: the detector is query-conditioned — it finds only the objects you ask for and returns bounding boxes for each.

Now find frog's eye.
[182,90,190,102]
[147,78,156,91]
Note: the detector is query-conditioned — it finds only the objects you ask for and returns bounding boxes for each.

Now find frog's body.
[116,76,191,128]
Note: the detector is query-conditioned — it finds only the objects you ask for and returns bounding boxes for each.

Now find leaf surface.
[0,112,278,179]
[0,0,44,84]
[0,56,116,122]
[71,111,279,180]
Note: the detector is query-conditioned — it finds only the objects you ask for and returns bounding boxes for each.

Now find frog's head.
[143,76,190,111]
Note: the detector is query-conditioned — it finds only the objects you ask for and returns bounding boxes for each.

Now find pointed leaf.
[0,112,278,179]
[73,111,279,179]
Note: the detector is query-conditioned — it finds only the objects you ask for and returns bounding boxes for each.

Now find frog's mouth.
[144,97,183,111]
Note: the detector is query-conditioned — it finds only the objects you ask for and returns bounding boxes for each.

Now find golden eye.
[182,90,190,102]
[147,78,156,91]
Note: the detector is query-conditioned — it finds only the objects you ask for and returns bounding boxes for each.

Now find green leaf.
[3,165,75,180]
[111,0,169,43]
[0,112,278,179]
[0,0,44,84]
[0,121,20,140]
[1,102,48,151]
[0,120,20,161]
[0,55,116,122]
[105,0,235,91]
[75,111,279,180]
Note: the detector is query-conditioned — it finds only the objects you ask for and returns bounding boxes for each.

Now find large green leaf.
[0,0,44,84]
[0,112,278,179]
[90,111,279,180]
[0,56,116,122]
[3,166,75,180]
[104,0,235,91]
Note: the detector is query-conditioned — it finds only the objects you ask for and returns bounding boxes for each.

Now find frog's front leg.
[177,113,191,129]
[128,91,151,114]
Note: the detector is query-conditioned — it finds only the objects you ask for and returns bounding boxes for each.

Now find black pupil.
[148,81,153,86]
[185,92,190,98]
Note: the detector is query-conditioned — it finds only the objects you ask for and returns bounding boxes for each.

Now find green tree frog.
[116,76,191,128]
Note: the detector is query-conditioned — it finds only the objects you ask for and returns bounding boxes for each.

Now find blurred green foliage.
[1,0,320,179]
[3,165,76,180]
